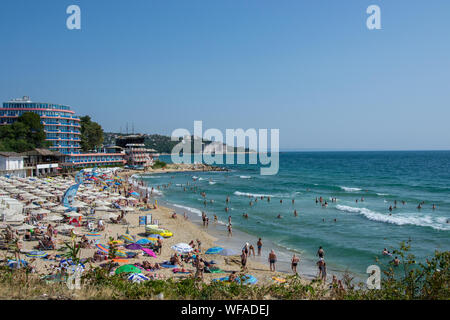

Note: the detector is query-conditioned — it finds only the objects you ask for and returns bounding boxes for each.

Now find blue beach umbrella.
[147,234,164,240]
[128,273,150,283]
[205,247,224,254]
[136,238,154,245]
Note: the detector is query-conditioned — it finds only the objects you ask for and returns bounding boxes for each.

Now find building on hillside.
[0,96,125,168]
[116,135,154,168]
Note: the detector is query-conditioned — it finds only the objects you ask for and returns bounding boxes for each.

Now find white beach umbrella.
[14,224,35,231]
[32,208,51,215]
[24,204,40,210]
[121,207,135,212]
[65,212,83,218]
[51,205,68,213]
[95,205,111,212]
[56,224,75,231]
[5,214,26,222]
[100,212,118,220]
[45,215,64,222]
[171,243,193,254]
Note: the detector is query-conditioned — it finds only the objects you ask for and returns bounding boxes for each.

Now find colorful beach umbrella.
[86,232,101,237]
[114,264,142,275]
[127,273,149,283]
[120,234,135,243]
[125,243,143,250]
[96,244,109,254]
[136,238,153,245]
[25,251,48,258]
[141,248,156,258]
[205,247,224,254]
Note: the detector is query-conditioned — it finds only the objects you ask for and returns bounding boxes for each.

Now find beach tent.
[205,247,224,254]
[171,243,193,254]
[128,273,149,283]
[115,264,142,275]
[219,248,238,256]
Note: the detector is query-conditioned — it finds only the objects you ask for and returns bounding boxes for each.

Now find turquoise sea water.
[136,151,450,279]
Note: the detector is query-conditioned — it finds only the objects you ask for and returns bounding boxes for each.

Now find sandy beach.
[1,166,311,289]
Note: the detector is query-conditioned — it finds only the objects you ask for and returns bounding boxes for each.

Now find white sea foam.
[340,186,362,192]
[376,193,389,196]
[239,176,252,179]
[336,205,450,231]
[172,204,203,217]
[209,181,216,185]
[234,191,273,198]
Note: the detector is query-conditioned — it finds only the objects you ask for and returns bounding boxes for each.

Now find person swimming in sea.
[432,204,436,210]
[389,206,393,212]
[294,209,298,217]
[417,203,422,210]
[277,214,282,219]
[243,213,248,219]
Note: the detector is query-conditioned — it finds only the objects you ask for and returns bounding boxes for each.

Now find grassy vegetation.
[151,160,167,169]
[0,242,448,300]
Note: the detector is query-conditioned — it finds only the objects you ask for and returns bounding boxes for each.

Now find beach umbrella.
[25,251,48,258]
[55,224,75,232]
[45,215,64,222]
[205,247,224,254]
[136,238,153,245]
[127,273,149,283]
[8,259,28,269]
[65,212,83,217]
[147,234,164,240]
[95,205,111,212]
[24,204,40,210]
[51,205,68,213]
[219,248,238,256]
[120,234,135,243]
[100,213,118,220]
[85,232,101,237]
[14,224,35,231]
[96,244,109,254]
[171,243,193,254]
[114,264,142,275]
[141,248,156,258]
[32,208,51,215]
[125,243,143,250]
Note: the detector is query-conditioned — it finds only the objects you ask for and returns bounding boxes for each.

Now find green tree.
[0,112,48,152]
[80,115,104,152]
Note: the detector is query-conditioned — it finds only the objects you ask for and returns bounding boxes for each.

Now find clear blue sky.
[1,0,449,151]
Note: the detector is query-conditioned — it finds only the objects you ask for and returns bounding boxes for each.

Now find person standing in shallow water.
[291,254,300,274]
[268,250,277,272]
[257,238,262,256]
